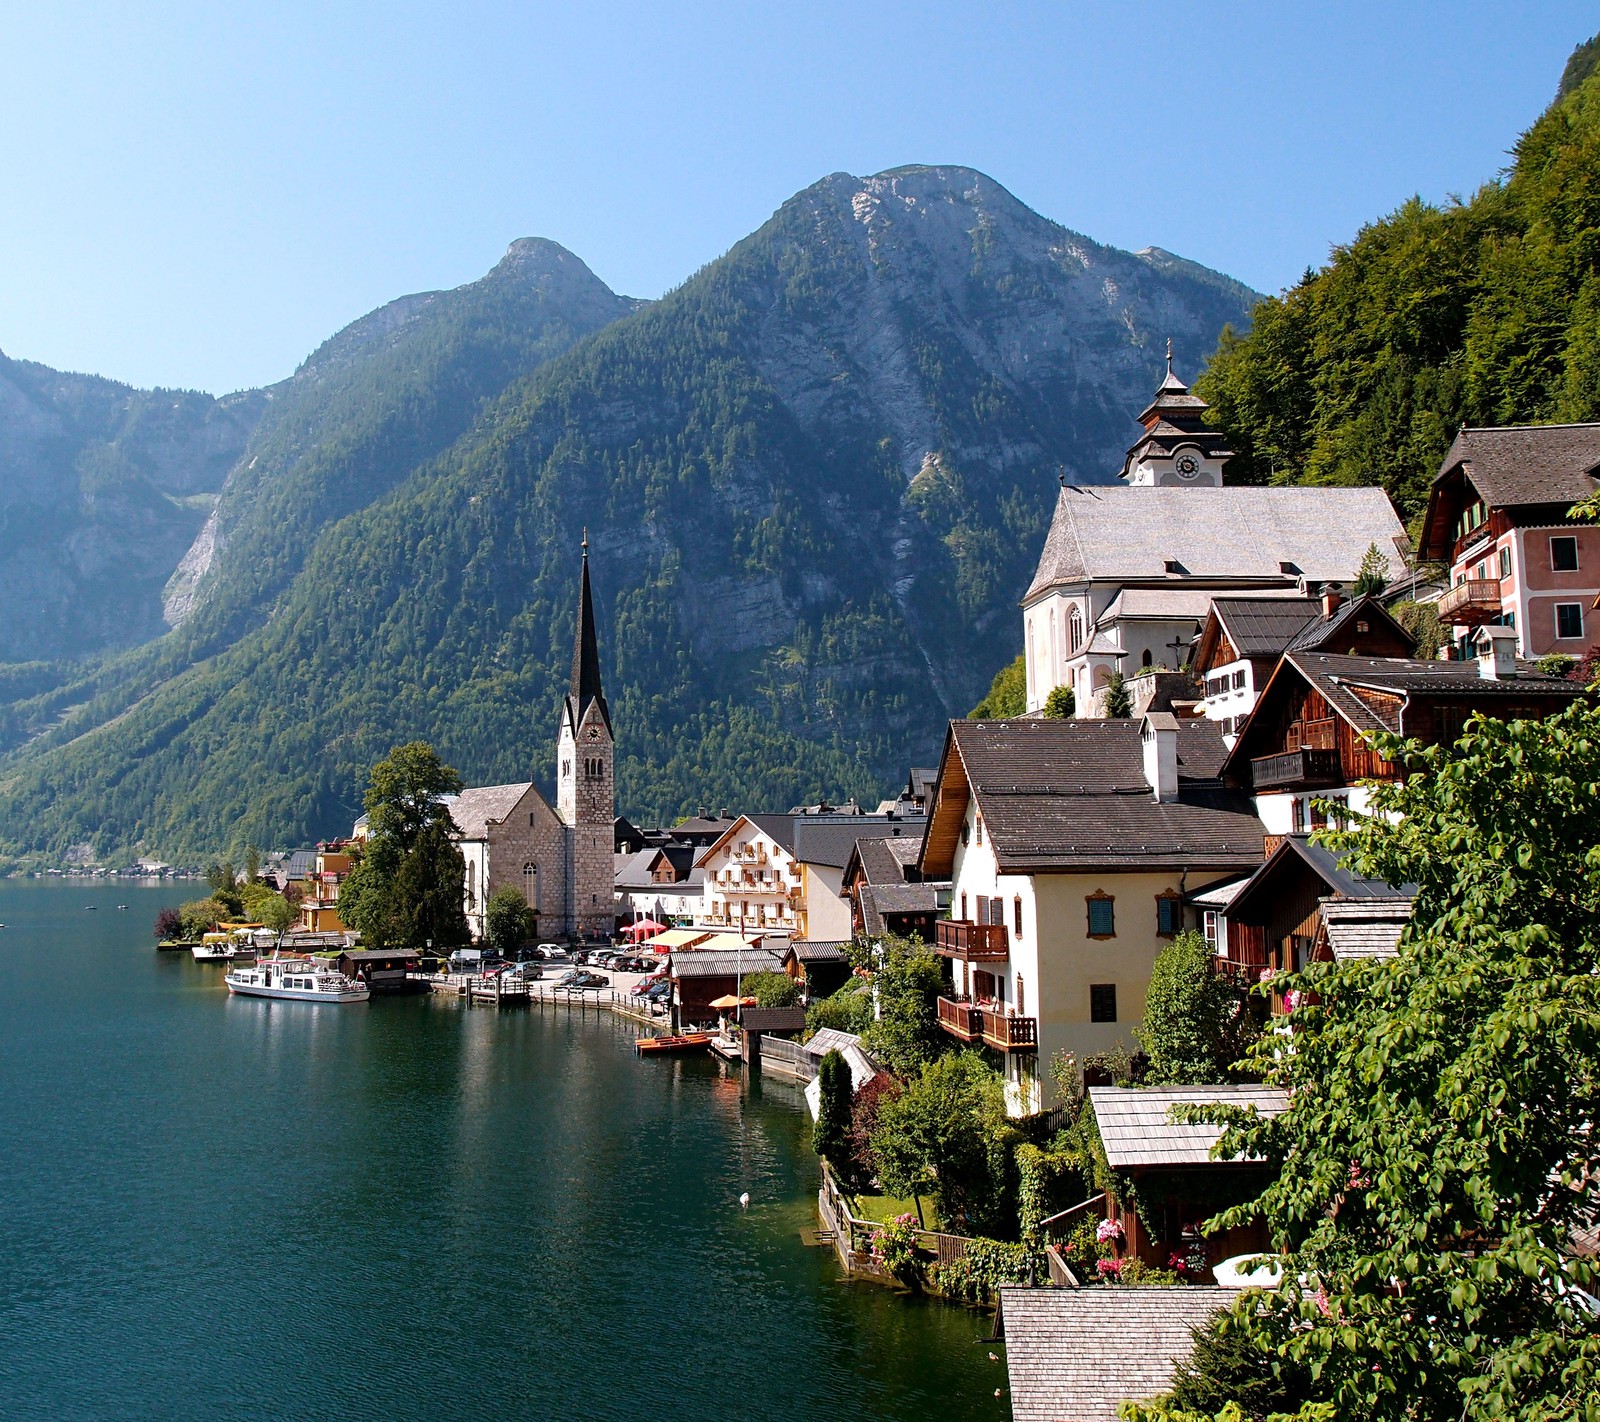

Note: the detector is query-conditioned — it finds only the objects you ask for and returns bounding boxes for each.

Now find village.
[158,364,1600,1420]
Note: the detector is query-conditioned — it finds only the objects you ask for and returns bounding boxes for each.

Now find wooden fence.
[817,1160,970,1280]
[757,1035,816,1082]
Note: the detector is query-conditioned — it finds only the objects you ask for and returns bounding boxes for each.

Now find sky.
[0,2,1594,396]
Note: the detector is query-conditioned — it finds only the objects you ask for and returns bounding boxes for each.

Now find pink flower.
[1096,1218,1124,1244]
[1096,1257,1123,1278]
[1168,1253,1187,1273]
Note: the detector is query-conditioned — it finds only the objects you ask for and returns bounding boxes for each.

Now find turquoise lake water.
[0,880,1008,1421]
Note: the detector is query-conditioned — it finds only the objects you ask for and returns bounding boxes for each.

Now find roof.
[565,545,611,736]
[339,949,421,962]
[739,1006,808,1033]
[1284,594,1415,655]
[694,933,771,952]
[998,1285,1232,1422]
[1227,835,1415,926]
[640,929,711,949]
[850,834,924,885]
[920,719,1264,877]
[1206,597,1321,659]
[285,849,317,878]
[1090,1085,1287,1168]
[669,948,785,978]
[857,880,949,937]
[786,940,850,964]
[696,814,798,865]
[1101,587,1223,622]
[1186,875,1250,909]
[1321,898,1411,961]
[791,815,926,869]
[1440,424,1600,509]
[803,1028,866,1059]
[449,783,536,840]
[1026,485,1405,601]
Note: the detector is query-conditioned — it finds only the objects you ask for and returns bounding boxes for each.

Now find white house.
[918,714,1265,1115]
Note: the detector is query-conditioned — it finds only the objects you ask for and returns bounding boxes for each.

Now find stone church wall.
[485,790,572,938]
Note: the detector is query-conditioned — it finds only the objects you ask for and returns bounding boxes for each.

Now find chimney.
[1321,582,1343,620]
[1140,712,1180,802]
[1474,626,1518,681]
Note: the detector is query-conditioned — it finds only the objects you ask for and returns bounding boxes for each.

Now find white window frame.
[1555,602,1584,640]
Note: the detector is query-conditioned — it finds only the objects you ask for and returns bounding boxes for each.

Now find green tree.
[863,934,947,1076]
[205,859,236,896]
[870,1052,1019,1236]
[1135,930,1260,1085]
[807,979,873,1036]
[178,897,230,939]
[340,743,468,950]
[969,653,1026,718]
[484,885,534,955]
[1391,598,1446,658]
[1103,670,1132,718]
[1351,542,1389,596]
[1190,701,1600,1420]
[814,1049,853,1176]
[257,892,296,945]
[242,843,261,883]
[744,970,800,1009]
[1043,684,1075,719]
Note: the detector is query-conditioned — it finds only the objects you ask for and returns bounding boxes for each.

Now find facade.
[299,843,353,934]
[669,947,786,1028]
[1221,637,1587,837]
[696,816,803,935]
[918,716,1264,1115]
[1021,364,1407,715]
[614,846,705,926]
[842,832,947,941]
[1418,424,1600,657]
[452,545,616,943]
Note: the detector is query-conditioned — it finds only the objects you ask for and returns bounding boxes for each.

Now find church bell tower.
[556,534,614,940]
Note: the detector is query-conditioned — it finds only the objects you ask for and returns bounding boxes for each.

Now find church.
[1021,349,1407,715]
[452,543,616,943]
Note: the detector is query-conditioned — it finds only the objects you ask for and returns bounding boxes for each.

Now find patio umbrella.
[625,919,666,940]
[708,994,757,1010]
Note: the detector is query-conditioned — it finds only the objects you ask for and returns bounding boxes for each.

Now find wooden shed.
[337,949,423,994]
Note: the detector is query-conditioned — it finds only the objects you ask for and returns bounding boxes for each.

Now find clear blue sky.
[1,2,1594,395]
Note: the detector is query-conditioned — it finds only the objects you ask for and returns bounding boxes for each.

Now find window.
[522,862,539,911]
[1086,892,1115,938]
[1552,536,1580,572]
[1203,910,1218,951]
[1474,561,1487,581]
[528,812,536,828]
[1016,975,1025,1015]
[960,892,967,921]
[1156,894,1181,936]
[1068,605,1083,654]
[1013,896,1023,937]
[1557,603,1584,640]
[1141,648,1153,668]
[975,816,983,847]
[1291,797,1308,834]
[960,822,970,846]
[1231,669,1246,691]
[1090,984,1117,1023]
[1498,546,1512,579]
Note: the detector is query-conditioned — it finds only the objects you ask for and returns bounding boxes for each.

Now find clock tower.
[556,535,615,940]
[1119,341,1232,487]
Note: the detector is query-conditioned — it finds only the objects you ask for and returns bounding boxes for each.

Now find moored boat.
[224,956,370,1003]
[635,1032,711,1055]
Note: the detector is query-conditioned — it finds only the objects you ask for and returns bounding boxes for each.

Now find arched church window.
[1067,606,1083,654]
[522,862,539,912]
[466,860,476,909]
[1141,648,1153,668]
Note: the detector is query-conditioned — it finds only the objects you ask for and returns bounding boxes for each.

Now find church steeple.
[566,532,611,736]
[1119,343,1232,486]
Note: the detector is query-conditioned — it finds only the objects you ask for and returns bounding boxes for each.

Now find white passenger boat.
[224,956,370,1003]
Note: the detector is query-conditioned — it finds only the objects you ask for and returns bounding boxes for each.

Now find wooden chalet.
[668,947,785,1029]
[780,940,853,1000]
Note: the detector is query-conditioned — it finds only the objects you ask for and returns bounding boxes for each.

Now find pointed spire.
[567,536,610,735]
[1165,337,1173,374]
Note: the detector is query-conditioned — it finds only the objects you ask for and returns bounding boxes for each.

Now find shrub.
[1042,684,1075,718]
[846,1071,901,1188]
[484,885,534,954]
[929,1237,1033,1304]
[1136,930,1261,1084]
[743,970,800,1009]
[1535,652,1577,677]
[806,980,872,1036]
[153,906,182,942]
[814,1050,853,1173]
[867,1213,924,1287]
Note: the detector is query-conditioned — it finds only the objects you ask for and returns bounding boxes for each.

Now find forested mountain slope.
[0,355,266,661]
[1197,33,1600,524]
[0,165,1257,861]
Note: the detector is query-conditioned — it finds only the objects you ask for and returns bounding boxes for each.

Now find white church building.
[1021,354,1407,715]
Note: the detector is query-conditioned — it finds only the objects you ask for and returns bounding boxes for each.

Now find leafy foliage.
[1189,701,1600,1420]
[744,970,800,1009]
[1135,930,1261,1085]
[153,906,182,942]
[814,1049,853,1176]
[969,654,1026,718]
[1199,47,1600,520]
[484,885,535,954]
[256,893,296,941]
[846,1071,902,1188]
[861,934,948,1076]
[928,1237,1033,1304]
[1103,671,1132,718]
[1043,684,1075,719]
[807,978,873,1037]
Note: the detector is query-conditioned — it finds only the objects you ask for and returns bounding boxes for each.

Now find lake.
[0,879,1007,1421]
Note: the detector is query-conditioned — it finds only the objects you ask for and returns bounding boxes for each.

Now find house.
[451,544,616,943]
[336,948,423,993]
[791,813,927,941]
[1417,423,1600,657]
[841,831,949,942]
[1192,589,1416,744]
[670,811,742,848]
[614,845,705,926]
[1021,359,1407,715]
[1091,1084,1286,1282]
[1216,834,1413,989]
[1220,638,1588,836]
[781,940,853,1000]
[918,715,1265,1114]
[299,842,354,934]
[997,1285,1233,1422]
[669,947,786,1029]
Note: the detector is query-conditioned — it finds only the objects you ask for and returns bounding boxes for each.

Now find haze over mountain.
[0,165,1259,861]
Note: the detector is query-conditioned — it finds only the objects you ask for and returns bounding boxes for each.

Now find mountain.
[1196,31,1600,525]
[0,165,1259,862]
[0,354,266,662]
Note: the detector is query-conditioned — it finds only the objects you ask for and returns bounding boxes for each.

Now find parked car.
[565,971,610,990]
[535,942,566,958]
[643,980,672,1002]
[554,969,583,987]
[509,962,543,982]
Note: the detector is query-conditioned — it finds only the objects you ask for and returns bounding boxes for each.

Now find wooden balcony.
[934,918,1009,961]
[936,996,1038,1052]
[1250,747,1342,790]
[1437,578,1503,626]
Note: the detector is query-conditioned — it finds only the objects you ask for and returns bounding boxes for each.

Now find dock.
[416,972,664,1026]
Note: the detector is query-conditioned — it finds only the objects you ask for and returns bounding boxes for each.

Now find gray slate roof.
[1284,594,1414,655]
[792,815,926,868]
[1442,423,1600,508]
[1090,1085,1287,1168]
[999,1285,1232,1422]
[1210,597,1321,657]
[787,940,850,964]
[853,834,924,885]
[449,783,535,841]
[1322,898,1412,960]
[1026,485,1405,600]
[669,948,785,978]
[803,1028,865,1059]
[945,720,1264,873]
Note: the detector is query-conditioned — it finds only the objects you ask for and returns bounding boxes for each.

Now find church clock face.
[1175,452,1201,479]
[586,726,601,740]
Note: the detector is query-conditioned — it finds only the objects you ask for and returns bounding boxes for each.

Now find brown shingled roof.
[1443,424,1600,508]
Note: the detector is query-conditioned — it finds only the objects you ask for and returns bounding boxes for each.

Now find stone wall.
[485,785,571,939]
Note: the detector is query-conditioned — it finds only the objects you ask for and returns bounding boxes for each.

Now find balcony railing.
[1437,578,1503,626]
[936,995,1037,1052]
[934,919,1009,961]
[1251,747,1342,790]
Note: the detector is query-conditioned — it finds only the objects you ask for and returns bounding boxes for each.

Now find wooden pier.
[417,973,663,1025]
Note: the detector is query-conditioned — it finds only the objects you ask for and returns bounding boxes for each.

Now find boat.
[156,939,198,952]
[224,956,370,1003]
[635,1032,712,1055]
